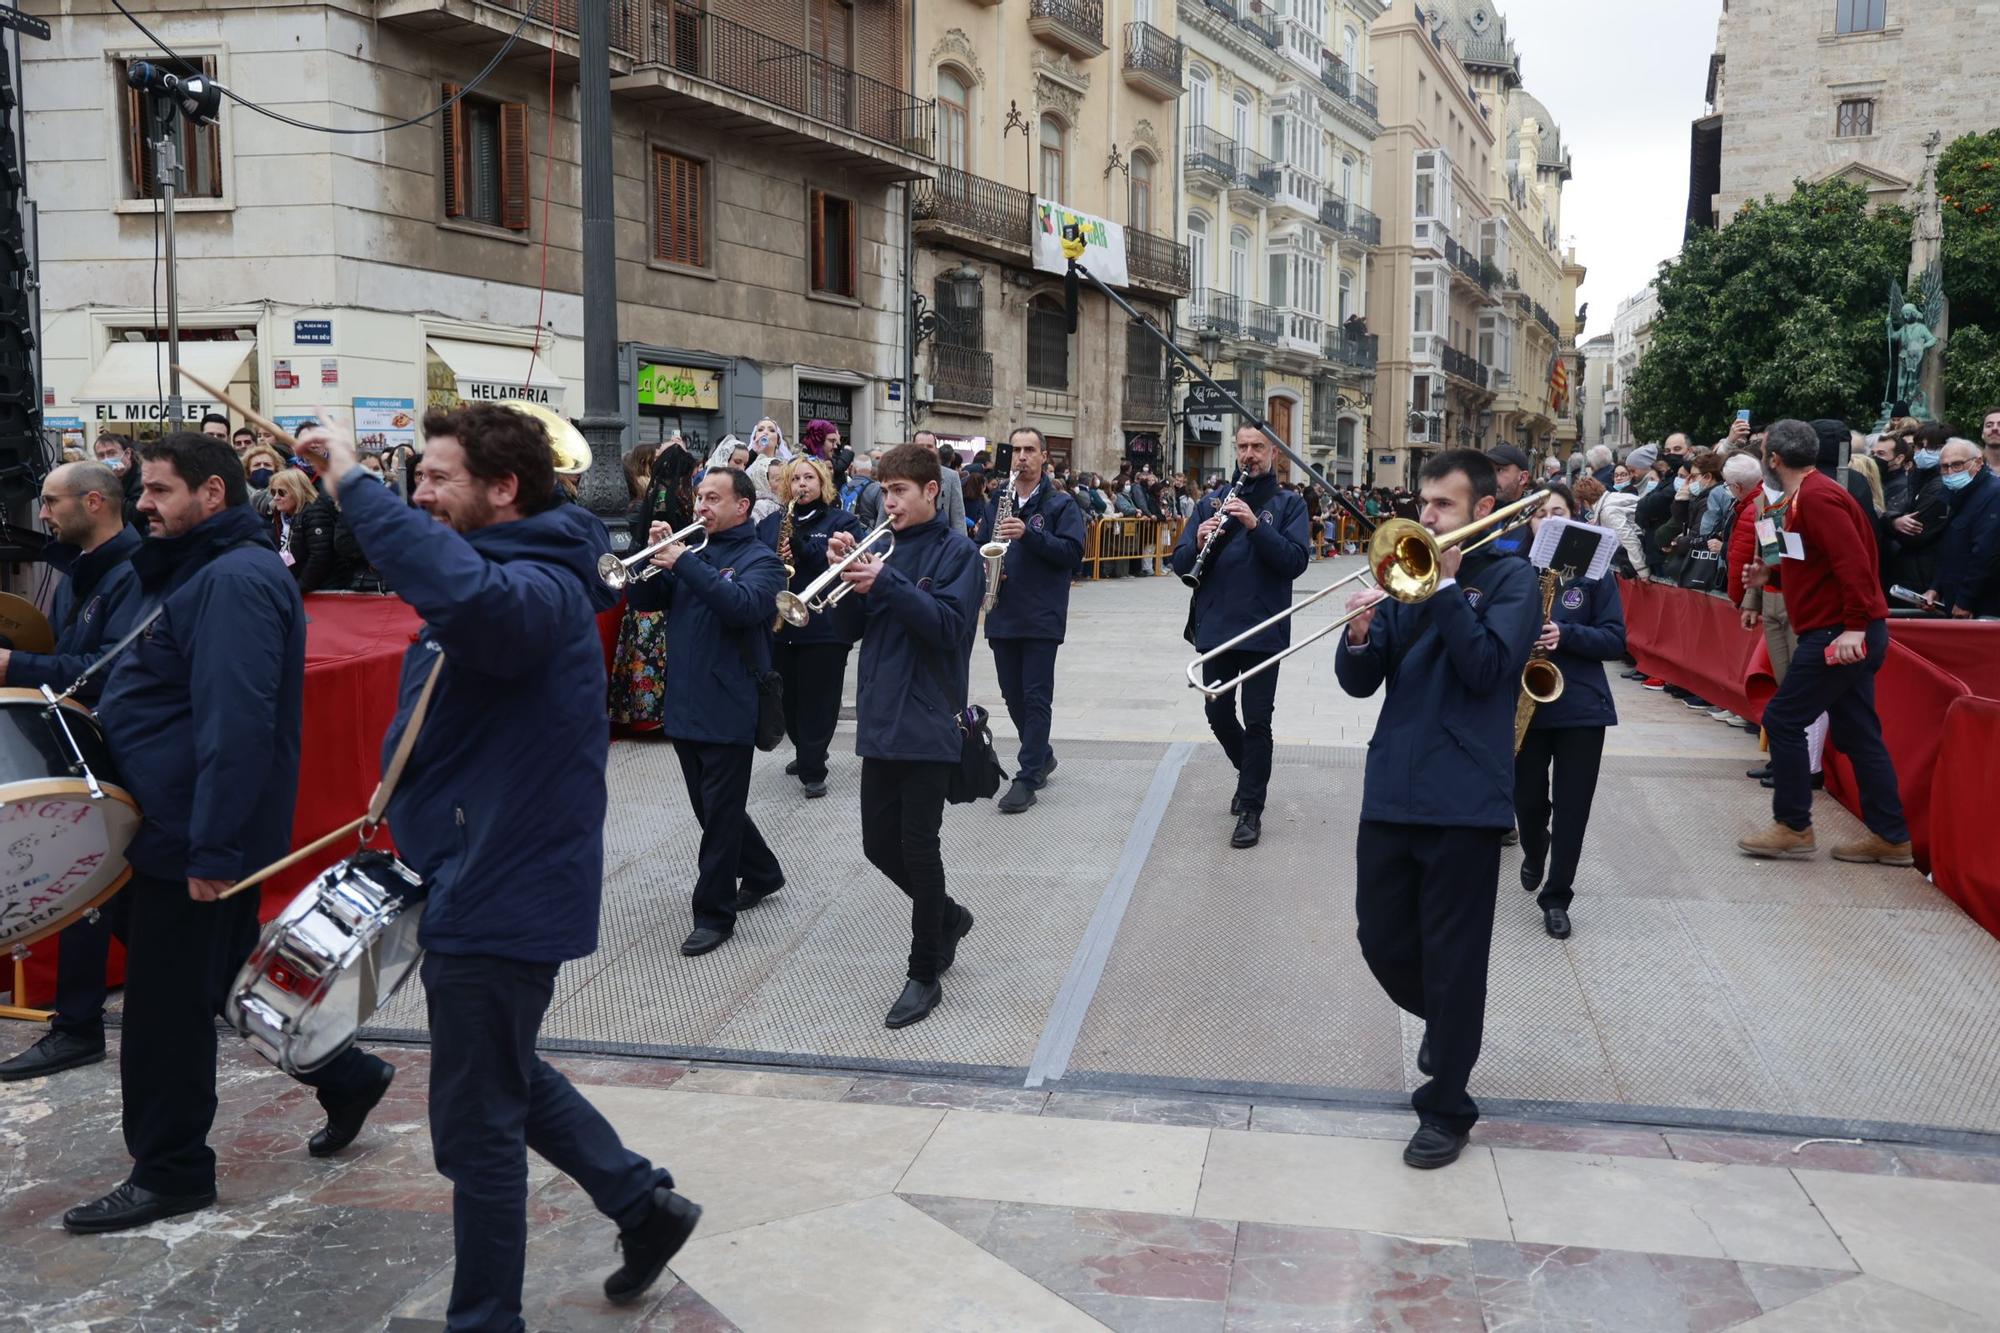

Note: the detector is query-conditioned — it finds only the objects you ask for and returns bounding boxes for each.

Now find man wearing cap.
[1479,444,1535,559]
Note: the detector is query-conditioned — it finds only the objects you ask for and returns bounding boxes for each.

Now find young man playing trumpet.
[828,444,983,1028]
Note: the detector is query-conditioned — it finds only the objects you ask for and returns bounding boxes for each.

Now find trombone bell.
[1365,488,1553,605]
[498,400,592,476]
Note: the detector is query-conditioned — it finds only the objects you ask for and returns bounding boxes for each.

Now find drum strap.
[367,648,446,828]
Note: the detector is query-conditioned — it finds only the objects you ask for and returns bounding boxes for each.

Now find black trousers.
[990,637,1059,784]
[860,758,960,983]
[1513,726,1607,911]
[423,952,663,1333]
[1200,648,1279,813]
[120,873,386,1196]
[1354,821,1501,1136]
[51,892,128,1041]
[673,740,784,932]
[773,640,850,784]
[1764,621,1908,840]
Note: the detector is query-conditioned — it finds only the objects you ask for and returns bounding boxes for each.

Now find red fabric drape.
[1930,696,2000,937]
[1820,639,1965,875]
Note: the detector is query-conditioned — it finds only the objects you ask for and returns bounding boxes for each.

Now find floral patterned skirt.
[608,608,668,729]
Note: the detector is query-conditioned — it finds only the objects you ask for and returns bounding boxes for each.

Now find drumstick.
[218,816,368,901]
[170,364,309,456]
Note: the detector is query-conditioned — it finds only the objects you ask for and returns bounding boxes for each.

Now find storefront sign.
[294,319,333,346]
[1031,199,1130,287]
[636,363,720,411]
[90,401,216,423]
[353,397,417,455]
[1184,380,1241,414]
[461,380,558,407]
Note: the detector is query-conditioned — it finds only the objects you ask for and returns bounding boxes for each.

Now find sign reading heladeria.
[461,380,560,408]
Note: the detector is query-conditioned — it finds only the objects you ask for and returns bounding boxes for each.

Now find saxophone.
[771,500,797,632]
[1514,566,1567,753]
[980,484,1013,614]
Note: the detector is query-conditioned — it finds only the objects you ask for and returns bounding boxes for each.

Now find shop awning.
[73,339,256,424]
[426,337,567,412]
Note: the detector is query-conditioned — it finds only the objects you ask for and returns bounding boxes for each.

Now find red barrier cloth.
[1821,639,1965,875]
[1619,577,1766,721]
[19,595,423,1007]
[1874,620,2000,702]
[1930,696,2000,936]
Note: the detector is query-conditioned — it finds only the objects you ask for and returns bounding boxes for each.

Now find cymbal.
[0,592,54,654]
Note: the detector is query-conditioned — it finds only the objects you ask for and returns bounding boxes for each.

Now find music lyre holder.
[1065,258,1376,536]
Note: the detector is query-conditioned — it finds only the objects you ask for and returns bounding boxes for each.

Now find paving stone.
[1225,1221,1485,1332]
[841,1077,1050,1115]
[1042,1091,1251,1130]
[1468,1240,1764,1332]
[1661,1130,1905,1175]
[1735,1263,1855,1314]
[1792,1169,2000,1318]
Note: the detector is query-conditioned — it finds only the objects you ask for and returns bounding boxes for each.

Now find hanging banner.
[1031,199,1129,287]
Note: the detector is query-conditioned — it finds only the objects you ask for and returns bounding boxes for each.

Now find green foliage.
[1938,128,2000,334]
[1626,179,1910,443]
[1943,324,2000,427]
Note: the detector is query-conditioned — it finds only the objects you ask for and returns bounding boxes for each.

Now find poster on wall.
[353,397,418,456]
[1031,199,1129,287]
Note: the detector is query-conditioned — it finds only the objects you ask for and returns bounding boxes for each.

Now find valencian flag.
[1547,350,1570,415]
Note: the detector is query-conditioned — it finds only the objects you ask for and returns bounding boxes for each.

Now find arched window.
[1129,151,1155,235]
[1188,65,1211,133]
[1039,115,1066,202]
[1342,24,1359,70]
[936,67,971,172]
[1232,91,1252,151]
[1338,269,1353,323]
[1229,225,1251,298]
[1187,212,1210,292]
[1341,155,1355,203]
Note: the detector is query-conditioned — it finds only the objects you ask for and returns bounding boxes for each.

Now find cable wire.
[109,0,532,136]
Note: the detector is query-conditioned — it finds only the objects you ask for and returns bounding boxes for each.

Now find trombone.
[598,521,708,589]
[774,519,895,627]
[1186,488,1552,698]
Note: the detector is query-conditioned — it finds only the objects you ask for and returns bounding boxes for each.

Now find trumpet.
[1186,487,1553,698]
[598,520,708,589]
[774,519,894,627]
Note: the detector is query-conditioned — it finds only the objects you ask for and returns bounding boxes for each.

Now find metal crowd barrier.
[1078,516,1181,580]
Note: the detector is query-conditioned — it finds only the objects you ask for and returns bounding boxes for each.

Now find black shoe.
[733,880,782,912]
[309,1058,395,1158]
[941,905,973,974]
[1417,1033,1433,1077]
[1403,1124,1470,1170]
[1500,828,1519,847]
[680,927,732,957]
[0,1029,106,1082]
[802,780,827,799]
[998,778,1037,814]
[784,759,800,776]
[1543,906,1572,939]
[63,1180,216,1234]
[1745,765,1771,781]
[1028,757,1059,790]
[1683,695,1713,709]
[603,1187,702,1305]
[1760,772,1825,790]
[1229,794,1242,816]
[1520,860,1545,892]
[1230,811,1261,849]
[1665,684,1690,698]
[885,978,942,1029]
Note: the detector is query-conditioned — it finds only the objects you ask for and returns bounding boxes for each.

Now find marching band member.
[1512,485,1626,940]
[758,458,861,798]
[829,443,982,1029]
[67,434,396,1234]
[0,462,144,1083]
[974,427,1085,814]
[307,406,700,1326]
[1170,423,1311,849]
[650,468,789,955]
[1336,450,1540,1171]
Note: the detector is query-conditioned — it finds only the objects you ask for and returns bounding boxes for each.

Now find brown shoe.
[1738,823,1816,858]
[1831,833,1916,866]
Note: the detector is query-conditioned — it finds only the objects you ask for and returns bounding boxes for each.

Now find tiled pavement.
[4,1039,1998,1332]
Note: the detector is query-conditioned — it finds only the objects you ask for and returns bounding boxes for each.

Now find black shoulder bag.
[915,643,1005,804]
[730,630,786,752]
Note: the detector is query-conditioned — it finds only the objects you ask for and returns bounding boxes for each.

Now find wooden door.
[1267,396,1293,484]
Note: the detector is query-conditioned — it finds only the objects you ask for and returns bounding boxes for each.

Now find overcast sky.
[1487,0,1722,341]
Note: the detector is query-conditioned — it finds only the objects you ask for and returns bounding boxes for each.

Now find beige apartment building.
[909,0,1191,477]
[1692,0,2000,228]
[32,0,930,460]
[1173,0,1387,485]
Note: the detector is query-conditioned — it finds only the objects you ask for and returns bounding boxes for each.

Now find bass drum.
[0,688,141,953]
[226,851,426,1076]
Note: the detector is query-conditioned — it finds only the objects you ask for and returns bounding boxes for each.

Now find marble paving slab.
[1793,1169,2000,1317]
[896,1109,1210,1217]
[1194,1129,1514,1241]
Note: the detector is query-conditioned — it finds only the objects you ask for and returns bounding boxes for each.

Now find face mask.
[1689,482,1706,496]
[1915,448,1941,469]
[249,467,274,488]
[1673,478,1688,495]
[101,456,125,474]
[1941,469,1973,491]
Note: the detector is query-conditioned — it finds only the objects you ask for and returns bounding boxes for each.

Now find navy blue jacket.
[98,508,304,882]
[653,520,786,745]
[757,503,862,647]
[975,482,1086,642]
[8,526,144,703]
[1526,572,1626,731]
[1481,520,1534,561]
[1169,474,1312,653]
[340,477,620,964]
[1933,468,2000,615]
[1334,550,1541,828]
[836,514,982,763]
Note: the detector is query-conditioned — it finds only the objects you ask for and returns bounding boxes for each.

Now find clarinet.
[1181,469,1246,590]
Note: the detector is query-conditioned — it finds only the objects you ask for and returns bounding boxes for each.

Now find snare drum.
[226,851,426,1076]
[0,688,141,953]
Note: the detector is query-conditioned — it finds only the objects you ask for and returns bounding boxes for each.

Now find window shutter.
[653,150,669,262]
[125,75,152,198]
[809,189,826,291]
[500,101,530,231]
[441,83,466,217]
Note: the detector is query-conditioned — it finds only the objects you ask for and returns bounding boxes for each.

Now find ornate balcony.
[1234,144,1279,198]
[1323,329,1378,372]
[1122,21,1183,101]
[1317,57,1380,123]
[1344,204,1381,247]
[1028,0,1106,59]
[1245,300,1282,345]
[1125,228,1192,299]
[929,344,994,408]
[1187,288,1243,337]
[1122,373,1170,425]
[1441,343,1492,391]
[1185,125,1238,187]
[376,0,640,73]
[911,166,1033,262]
[1233,7,1280,49]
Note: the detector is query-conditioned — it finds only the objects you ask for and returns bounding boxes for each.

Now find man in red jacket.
[1737,421,1911,864]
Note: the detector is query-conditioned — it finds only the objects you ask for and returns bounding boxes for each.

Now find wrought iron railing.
[1533,302,1559,338]
[1234,144,1278,196]
[1245,300,1281,345]
[1186,125,1238,178]
[1345,204,1380,246]
[1317,55,1378,120]
[482,0,642,52]
[1324,329,1378,370]
[1234,7,1280,48]
[1441,343,1490,389]
[1320,196,1346,230]
[1126,228,1192,295]
[929,344,994,407]
[911,165,1033,247]
[1349,72,1378,119]
[638,2,933,154]
[1122,21,1182,88]
[1122,373,1170,422]
[1029,0,1105,49]
[1188,288,1243,336]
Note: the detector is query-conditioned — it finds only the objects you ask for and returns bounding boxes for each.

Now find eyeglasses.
[1939,459,1977,474]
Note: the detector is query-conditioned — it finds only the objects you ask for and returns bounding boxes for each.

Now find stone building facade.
[1610,282,1660,450]
[1691,0,2000,228]
[1578,330,1615,452]
[33,0,929,462]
